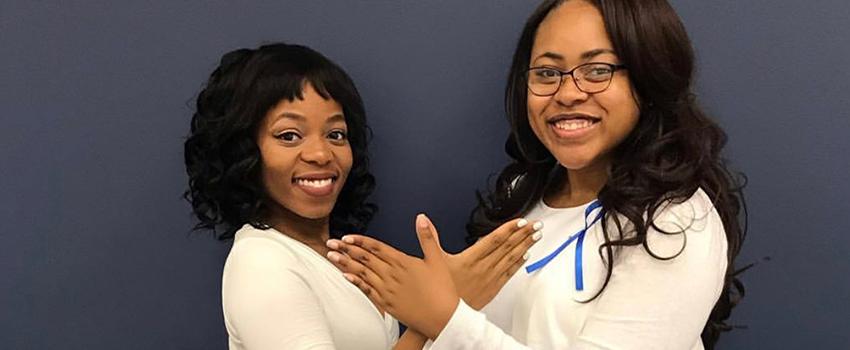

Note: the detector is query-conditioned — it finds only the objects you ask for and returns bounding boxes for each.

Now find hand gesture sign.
[326,214,542,339]
[445,217,543,310]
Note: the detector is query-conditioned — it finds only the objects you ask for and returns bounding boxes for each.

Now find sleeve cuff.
[429,299,485,349]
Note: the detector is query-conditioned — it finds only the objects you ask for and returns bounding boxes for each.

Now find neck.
[547,160,610,208]
[264,204,331,254]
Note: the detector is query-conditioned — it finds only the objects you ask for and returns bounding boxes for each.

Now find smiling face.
[527,0,639,171]
[256,83,353,222]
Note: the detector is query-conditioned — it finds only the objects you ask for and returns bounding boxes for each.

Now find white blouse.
[427,188,727,350]
[222,224,399,350]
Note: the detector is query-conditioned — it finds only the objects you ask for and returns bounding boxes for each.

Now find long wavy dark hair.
[466,1,747,347]
[184,43,376,240]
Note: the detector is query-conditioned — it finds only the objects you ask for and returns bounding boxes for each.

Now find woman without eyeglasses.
[184,43,541,349]
[328,1,747,349]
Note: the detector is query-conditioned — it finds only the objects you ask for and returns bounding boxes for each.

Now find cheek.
[526,96,549,137]
[258,144,296,192]
[599,85,640,135]
[337,145,354,178]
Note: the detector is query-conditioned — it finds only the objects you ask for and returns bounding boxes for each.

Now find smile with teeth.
[292,175,338,197]
[294,178,335,188]
[553,118,596,131]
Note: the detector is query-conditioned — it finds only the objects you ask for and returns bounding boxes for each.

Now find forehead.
[281,84,342,112]
[265,84,344,125]
[532,1,614,63]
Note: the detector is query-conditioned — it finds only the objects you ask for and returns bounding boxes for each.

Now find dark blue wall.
[2,1,848,348]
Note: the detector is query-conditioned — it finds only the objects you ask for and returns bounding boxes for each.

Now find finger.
[415,214,444,261]
[331,239,393,277]
[326,248,357,274]
[492,243,530,281]
[343,273,387,306]
[472,218,542,264]
[465,218,528,258]
[327,238,397,269]
[486,220,543,265]
[493,226,542,277]
[337,234,403,267]
[327,250,387,290]
[424,214,444,253]
[498,254,528,285]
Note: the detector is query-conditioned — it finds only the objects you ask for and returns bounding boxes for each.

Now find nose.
[299,138,333,166]
[553,74,589,106]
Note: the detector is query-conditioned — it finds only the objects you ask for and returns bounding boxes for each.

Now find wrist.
[426,297,460,339]
[395,329,428,350]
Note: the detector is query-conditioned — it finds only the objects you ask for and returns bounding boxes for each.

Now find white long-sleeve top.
[222,224,399,350]
[427,188,727,350]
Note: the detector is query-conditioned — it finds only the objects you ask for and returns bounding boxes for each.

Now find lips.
[546,113,601,139]
[292,173,338,197]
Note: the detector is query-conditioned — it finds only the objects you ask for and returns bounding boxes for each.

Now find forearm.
[393,329,428,350]
[426,300,530,350]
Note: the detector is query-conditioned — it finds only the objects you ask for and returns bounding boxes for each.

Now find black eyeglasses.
[526,62,627,96]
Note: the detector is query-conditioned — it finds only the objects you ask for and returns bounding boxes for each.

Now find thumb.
[415,213,445,260]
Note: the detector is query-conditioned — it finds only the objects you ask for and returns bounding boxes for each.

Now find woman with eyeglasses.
[184,43,540,350]
[327,1,746,349]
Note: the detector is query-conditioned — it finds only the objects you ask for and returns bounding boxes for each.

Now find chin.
[552,155,595,171]
[291,206,335,220]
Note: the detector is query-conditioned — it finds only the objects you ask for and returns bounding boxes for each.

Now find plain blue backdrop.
[2,1,848,348]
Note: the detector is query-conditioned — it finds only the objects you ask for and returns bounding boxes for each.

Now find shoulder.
[222,224,317,308]
[221,226,333,345]
[653,188,719,234]
[653,188,721,232]
[643,188,727,263]
[224,224,304,275]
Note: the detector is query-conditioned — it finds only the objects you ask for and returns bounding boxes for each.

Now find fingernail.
[327,251,341,263]
[416,214,430,229]
[326,240,339,250]
[533,221,544,231]
[523,252,530,261]
[343,273,355,282]
[517,219,528,228]
[342,235,354,244]
[532,231,543,241]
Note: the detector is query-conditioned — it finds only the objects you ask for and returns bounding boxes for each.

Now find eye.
[529,67,561,85]
[328,129,348,141]
[582,64,614,82]
[535,68,560,79]
[275,131,302,143]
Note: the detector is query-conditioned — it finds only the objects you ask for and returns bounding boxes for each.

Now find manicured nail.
[523,252,530,261]
[327,251,341,263]
[416,214,430,229]
[532,221,544,231]
[532,231,543,241]
[517,219,529,228]
[342,235,354,244]
[343,273,355,283]
[326,240,339,250]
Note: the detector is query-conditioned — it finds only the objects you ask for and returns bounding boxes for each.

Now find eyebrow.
[326,113,346,125]
[533,48,617,63]
[277,112,307,122]
[275,112,345,124]
[580,48,616,60]
[534,52,566,62]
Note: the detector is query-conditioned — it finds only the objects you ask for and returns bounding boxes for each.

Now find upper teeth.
[555,119,593,130]
[296,178,334,188]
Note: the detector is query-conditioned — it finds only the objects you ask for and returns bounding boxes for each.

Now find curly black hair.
[184,43,376,240]
[466,1,747,348]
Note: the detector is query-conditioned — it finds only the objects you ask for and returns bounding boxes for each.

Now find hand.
[446,218,543,310]
[326,214,459,339]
